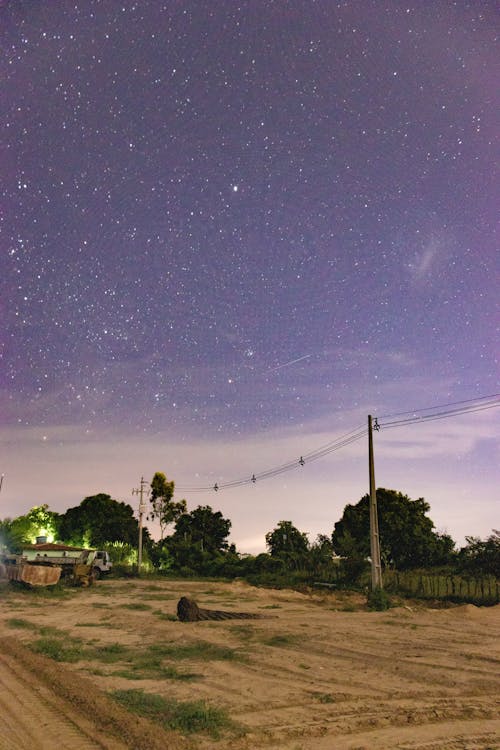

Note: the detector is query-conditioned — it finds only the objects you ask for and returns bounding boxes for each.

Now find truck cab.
[93,550,113,578]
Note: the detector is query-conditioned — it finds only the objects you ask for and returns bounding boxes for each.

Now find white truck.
[92,550,113,578]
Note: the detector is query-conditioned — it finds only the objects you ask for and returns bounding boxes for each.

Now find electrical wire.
[379,396,500,430]
[379,392,499,420]
[175,394,499,494]
[177,425,367,492]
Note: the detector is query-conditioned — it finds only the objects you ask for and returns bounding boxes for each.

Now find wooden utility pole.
[132,477,148,575]
[368,415,383,589]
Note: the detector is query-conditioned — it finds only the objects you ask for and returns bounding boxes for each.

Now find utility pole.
[368,415,383,589]
[132,477,148,575]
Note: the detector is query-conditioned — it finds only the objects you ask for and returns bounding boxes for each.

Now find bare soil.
[0,578,499,750]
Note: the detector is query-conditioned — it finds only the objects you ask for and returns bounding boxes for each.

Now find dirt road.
[0,578,499,749]
[0,644,124,750]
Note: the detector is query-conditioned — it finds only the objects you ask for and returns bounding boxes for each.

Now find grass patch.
[110,689,236,738]
[91,642,129,663]
[38,625,70,637]
[29,636,83,662]
[6,617,38,630]
[114,661,199,681]
[6,582,70,599]
[148,641,241,662]
[143,594,177,601]
[262,634,300,648]
[228,624,254,641]
[90,583,133,596]
[86,666,106,676]
[316,693,335,703]
[91,602,111,608]
[153,611,178,621]
[85,642,201,680]
[118,602,152,611]
[259,604,282,609]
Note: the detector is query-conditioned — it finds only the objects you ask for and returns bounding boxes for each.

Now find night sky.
[2,1,498,551]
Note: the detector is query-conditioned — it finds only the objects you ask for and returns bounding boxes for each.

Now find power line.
[175,393,499,494]
[379,392,499,420]
[177,425,367,492]
[379,396,499,430]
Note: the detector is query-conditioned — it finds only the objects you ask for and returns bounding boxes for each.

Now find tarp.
[7,563,62,586]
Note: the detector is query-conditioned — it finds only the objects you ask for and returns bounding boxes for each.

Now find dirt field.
[0,578,499,750]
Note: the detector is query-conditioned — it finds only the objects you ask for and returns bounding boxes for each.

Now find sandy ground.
[0,577,499,750]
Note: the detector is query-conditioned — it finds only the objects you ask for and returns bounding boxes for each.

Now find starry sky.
[1,1,498,552]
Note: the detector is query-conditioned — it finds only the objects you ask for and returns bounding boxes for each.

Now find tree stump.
[177,596,267,622]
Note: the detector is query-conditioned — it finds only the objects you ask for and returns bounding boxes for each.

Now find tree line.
[0,473,498,584]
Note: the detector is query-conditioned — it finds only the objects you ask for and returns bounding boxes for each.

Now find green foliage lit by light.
[0,505,60,552]
[107,541,137,565]
[58,494,140,548]
[27,505,58,542]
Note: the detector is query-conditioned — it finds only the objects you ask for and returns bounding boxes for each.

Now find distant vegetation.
[1,477,498,605]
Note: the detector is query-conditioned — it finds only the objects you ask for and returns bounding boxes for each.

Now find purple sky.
[1,1,498,552]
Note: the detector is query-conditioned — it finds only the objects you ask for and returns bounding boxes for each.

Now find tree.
[308,534,335,574]
[172,505,231,553]
[332,488,455,570]
[149,472,187,540]
[266,521,310,570]
[458,530,500,577]
[167,505,231,571]
[0,505,60,552]
[58,494,139,548]
[0,519,25,553]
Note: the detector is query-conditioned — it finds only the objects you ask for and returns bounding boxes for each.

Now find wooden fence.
[383,570,499,605]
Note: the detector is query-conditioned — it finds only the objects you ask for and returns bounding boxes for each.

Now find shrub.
[367,587,391,611]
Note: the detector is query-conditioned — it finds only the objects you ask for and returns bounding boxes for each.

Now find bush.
[338,557,370,586]
[367,587,391,611]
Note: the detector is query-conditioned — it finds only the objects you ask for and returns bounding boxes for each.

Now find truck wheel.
[92,567,101,580]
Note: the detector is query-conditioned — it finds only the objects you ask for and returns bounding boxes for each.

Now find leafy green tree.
[332,488,455,570]
[458,531,500,577]
[0,505,60,552]
[308,534,335,574]
[149,537,175,571]
[58,494,139,548]
[149,472,187,539]
[173,505,231,553]
[266,521,310,570]
[0,519,25,553]
[167,505,231,572]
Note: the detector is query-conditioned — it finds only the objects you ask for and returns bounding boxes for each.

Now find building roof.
[23,543,87,552]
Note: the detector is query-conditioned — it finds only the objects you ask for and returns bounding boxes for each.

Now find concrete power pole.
[132,477,148,575]
[368,415,383,589]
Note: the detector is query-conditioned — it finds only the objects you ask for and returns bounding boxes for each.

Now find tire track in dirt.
[0,652,120,750]
[152,598,500,749]
[0,639,187,750]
